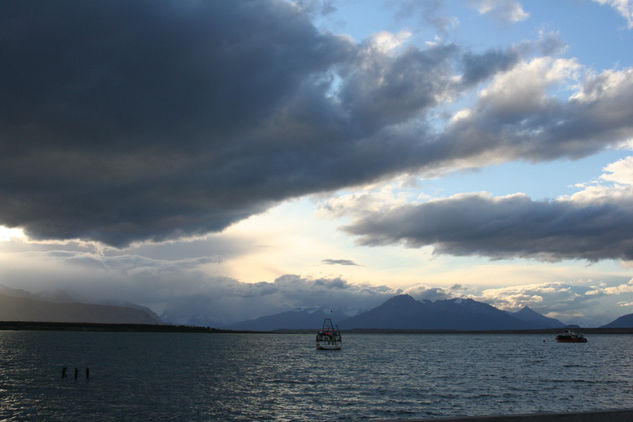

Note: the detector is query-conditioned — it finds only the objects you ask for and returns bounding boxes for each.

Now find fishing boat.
[556,329,587,343]
[316,318,342,350]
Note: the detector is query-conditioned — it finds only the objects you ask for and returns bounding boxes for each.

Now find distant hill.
[338,294,537,330]
[507,306,566,328]
[601,313,633,328]
[0,291,161,324]
[227,308,347,331]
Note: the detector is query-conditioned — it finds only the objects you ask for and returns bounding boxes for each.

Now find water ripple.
[1,332,633,420]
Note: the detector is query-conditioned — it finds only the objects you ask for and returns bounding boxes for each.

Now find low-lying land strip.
[2,321,633,334]
[0,321,237,333]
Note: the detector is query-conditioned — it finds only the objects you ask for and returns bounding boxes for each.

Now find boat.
[556,329,587,343]
[316,318,342,350]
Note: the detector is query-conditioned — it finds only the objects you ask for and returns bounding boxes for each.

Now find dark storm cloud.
[322,258,360,266]
[460,49,520,85]
[345,193,633,262]
[295,0,338,16]
[2,1,633,246]
[1,0,356,245]
[339,43,458,132]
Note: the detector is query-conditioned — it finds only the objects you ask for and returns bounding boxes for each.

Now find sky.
[1,0,633,327]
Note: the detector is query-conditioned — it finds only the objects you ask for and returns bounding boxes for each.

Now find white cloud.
[566,155,633,204]
[601,156,633,185]
[439,59,633,170]
[405,284,454,301]
[478,283,564,310]
[586,278,633,295]
[450,108,473,124]
[479,57,580,110]
[472,280,633,326]
[570,68,633,103]
[472,0,529,23]
[316,176,423,219]
[367,30,413,54]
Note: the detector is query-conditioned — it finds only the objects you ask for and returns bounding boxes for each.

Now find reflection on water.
[1,332,633,420]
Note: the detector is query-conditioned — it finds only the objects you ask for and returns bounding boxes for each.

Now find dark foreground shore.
[383,408,633,422]
[277,327,633,335]
[2,321,633,334]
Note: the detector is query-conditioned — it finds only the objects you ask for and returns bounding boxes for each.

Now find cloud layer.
[2,233,631,326]
[2,1,633,247]
[0,236,397,325]
[345,156,633,262]
[472,0,529,23]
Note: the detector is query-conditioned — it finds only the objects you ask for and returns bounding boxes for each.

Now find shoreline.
[380,408,633,421]
[2,321,633,334]
[0,321,253,333]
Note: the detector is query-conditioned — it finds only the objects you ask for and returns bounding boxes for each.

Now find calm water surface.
[1,332,633,420]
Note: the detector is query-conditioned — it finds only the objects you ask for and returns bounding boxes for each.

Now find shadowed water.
[1,332,632,420]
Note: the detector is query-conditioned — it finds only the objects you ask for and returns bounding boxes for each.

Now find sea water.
[1,331,632,421]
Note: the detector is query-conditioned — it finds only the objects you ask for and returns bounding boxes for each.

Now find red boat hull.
[556,337,587,343]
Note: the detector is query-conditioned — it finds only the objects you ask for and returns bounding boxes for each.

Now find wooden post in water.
[85,367,89,379]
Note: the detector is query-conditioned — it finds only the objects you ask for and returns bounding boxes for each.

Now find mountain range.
[601,313,633,328]
[227,308,350,331]
[509,305,566,328]
[0,286,161,324]
[227,294,570,331]
[338,295,566,330]
[4,285,633,330]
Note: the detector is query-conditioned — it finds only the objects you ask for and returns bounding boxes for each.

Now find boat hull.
[555,329,587,343]
[556,337,587,343]
[316,318,342,350]
[316,342,341,350]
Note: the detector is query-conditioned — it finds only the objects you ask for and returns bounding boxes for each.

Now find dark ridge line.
[0,321,260,333]
[2,321,633,334]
